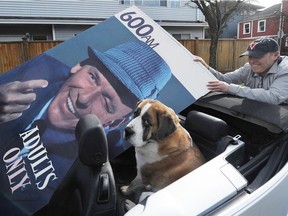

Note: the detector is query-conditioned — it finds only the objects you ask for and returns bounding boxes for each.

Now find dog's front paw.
[120,185,130,195]
[125,199,136,211]
[145,184,152,191]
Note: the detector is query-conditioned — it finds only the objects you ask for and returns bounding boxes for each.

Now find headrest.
[75,114,108,166]
[185,110,228,142]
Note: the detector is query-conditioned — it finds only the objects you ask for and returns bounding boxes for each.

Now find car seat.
[33,114,116,216]
[184,110,233,161]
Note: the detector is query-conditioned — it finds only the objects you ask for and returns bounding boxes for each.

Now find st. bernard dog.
[121,99,205,210]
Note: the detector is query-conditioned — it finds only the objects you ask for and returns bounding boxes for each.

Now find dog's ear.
[156,112,177,141]
[136,100,143,107]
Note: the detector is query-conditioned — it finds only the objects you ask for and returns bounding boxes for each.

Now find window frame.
[257,20,266,33]
[243,22,251,34]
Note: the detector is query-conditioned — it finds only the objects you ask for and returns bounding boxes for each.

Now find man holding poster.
[194,37,288,105]
[0,39,172,214]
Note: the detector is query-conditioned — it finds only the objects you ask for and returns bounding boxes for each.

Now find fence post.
[21,36,29,63]
[195,37,199,56]
[232,39,236,70]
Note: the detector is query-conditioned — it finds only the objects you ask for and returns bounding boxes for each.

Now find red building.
[238,0,288,55]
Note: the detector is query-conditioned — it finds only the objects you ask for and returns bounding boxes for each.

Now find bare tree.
[188,0,245,68]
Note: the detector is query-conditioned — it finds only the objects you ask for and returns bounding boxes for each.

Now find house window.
[120,0,179,7]
[160,0,167,7]
[243,23,250,34]
[170,0,180,8]
[285,37,288,47]
[172,34,191,40]
[258,20,266,32]
[181,34,191,39]
[172,34,181,40]
[32,35,48,41]
[119,0,130,5]
[134,0,142,5]
[143,1,160,6]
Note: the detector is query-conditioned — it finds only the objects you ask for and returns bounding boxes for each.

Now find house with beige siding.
[0,0,208,42]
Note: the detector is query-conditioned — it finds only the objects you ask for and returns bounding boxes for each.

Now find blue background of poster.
[46,17,195,113]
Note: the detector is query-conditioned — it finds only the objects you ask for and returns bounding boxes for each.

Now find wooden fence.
[178,39,253,72]
[0,39,62,75]
[0,39,253,74]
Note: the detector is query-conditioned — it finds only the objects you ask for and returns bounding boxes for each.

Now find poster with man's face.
[0,6,216,215]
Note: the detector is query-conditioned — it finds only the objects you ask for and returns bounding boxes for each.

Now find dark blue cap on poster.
[87,40,172,100]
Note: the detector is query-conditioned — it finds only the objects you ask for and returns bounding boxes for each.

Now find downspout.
[52,24,56,41]
[251,20,253,38]
[278,0,284,53]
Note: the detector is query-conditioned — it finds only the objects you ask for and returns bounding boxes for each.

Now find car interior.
[183,96,288,188]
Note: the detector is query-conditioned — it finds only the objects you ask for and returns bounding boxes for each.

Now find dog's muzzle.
[124,126,134,140]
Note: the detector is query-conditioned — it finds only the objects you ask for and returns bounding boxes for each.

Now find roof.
[0,0,207,26]
[240,3,281,22]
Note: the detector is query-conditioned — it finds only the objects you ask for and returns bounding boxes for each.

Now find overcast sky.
[254,0,282,8]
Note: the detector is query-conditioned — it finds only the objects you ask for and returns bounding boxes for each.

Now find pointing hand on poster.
[0,79,48,123]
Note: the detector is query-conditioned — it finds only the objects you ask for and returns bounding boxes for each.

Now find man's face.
[47,64,133,130]
[248,51,280,74]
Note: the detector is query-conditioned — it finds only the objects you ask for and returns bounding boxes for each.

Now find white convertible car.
[117,92,288,216]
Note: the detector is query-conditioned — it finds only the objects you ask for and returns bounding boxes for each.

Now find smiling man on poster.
[0,39,172,214]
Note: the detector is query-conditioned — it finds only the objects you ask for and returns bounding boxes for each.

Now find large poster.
[0,6,216,215]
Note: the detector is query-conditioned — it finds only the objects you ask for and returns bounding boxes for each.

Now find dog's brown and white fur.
[121,99,205,210]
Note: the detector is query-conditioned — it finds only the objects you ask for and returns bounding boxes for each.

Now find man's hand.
[0,79,48,123]
[207,81,229,92]
[193,55,209,69]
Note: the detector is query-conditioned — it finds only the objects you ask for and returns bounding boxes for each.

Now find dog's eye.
[142,112,152,127]
[143,119,151,127]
